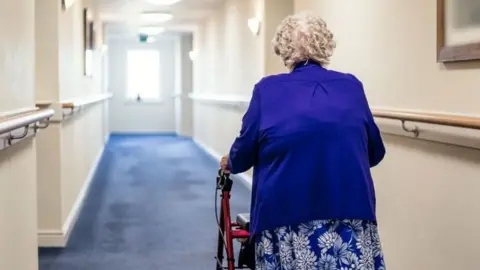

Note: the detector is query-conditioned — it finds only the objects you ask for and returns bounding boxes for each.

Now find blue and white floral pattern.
[255,219,386,270]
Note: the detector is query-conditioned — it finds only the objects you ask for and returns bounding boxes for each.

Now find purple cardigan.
[228,61,385,235]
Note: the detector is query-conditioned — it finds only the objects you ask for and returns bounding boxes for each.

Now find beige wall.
[0,0,38,269]
[194,0,267,95]
[193,0,262,156]
[36,0,108,247]
[193,0,480,269]
[262,0,293,75]
[192,0,293,157]
[60,105,105,225]
[294,0,480,112]
[294,1,480,270]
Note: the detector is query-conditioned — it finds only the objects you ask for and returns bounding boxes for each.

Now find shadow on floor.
[39,134,251,270]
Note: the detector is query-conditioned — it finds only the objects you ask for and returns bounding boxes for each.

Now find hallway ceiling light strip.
[140,12,173,23]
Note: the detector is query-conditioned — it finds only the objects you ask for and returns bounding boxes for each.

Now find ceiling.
[99,0,224,38]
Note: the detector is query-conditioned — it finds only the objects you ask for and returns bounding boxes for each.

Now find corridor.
[39,135,251,269]
[2,0,480,269]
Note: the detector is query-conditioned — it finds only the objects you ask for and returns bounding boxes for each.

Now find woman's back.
[228,61,385,235]
[223,12,387,269]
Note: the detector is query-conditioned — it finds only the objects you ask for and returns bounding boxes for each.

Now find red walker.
[215,170,254,270]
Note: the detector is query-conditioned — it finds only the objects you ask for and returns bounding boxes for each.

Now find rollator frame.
[215,170,254,270]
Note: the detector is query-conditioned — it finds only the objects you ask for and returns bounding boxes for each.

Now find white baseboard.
[38,145,106,247]
[193,138,252,189]
[37,230,65,247]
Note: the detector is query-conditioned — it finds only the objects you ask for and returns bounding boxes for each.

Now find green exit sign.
[139,34,149,43]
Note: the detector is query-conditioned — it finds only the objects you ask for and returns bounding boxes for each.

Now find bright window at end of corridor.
[126,49,161,101]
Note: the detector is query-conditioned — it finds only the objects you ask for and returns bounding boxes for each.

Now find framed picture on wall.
[83,8,95,76]
[437,0,480,62]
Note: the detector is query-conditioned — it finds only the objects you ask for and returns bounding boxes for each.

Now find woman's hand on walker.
[220,154,230,173]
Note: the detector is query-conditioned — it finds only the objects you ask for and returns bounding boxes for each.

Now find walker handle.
[217,169,233,191]
[218,168,231,177]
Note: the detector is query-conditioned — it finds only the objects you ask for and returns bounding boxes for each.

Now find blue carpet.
[39,134,251,270]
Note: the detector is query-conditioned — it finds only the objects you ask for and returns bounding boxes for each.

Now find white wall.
[192,0,263,156]
[175,33,194,137]
[192,0,293,163]
[107,35,177,133]
[36,0,108,247]
[0,0,38,269]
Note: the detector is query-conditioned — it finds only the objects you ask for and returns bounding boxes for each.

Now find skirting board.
[193,138,253,189]
[109,131,178,136]
[38,144,106,247]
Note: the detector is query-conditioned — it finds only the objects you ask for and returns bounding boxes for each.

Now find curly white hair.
[272,12,336,70]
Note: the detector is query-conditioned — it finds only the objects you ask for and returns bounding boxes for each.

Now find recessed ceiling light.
[140,12,173,23]
[145,0,182,5]
[139,26,165,36]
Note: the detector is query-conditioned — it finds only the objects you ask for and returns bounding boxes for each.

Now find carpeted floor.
[39,134,251,270]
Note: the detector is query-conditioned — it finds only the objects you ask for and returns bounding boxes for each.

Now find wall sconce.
[247,18,261,36]
[189,50,197,61]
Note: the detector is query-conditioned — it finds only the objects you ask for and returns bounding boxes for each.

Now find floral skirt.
[255,219,386,270]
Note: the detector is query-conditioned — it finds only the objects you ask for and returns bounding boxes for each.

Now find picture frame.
[83,9,95,50]
[437,0,480,62]
[83,8,95,76]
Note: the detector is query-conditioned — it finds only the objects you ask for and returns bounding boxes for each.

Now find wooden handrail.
[372,109,480,130]
[0,108,54,135]
[61,92,113,109]
[36,101,53,107]
[184,93,480,130]
[186,95,480,130]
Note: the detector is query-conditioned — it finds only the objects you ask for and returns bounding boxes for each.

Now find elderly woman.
[221,12,386,270]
